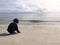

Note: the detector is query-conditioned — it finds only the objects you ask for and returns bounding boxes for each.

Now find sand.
[0,25,60,45]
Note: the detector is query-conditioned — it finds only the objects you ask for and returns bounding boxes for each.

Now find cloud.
[0,0,17,11]
[16,0,44,12]
[0,0,60,12]
[0,0,45,12]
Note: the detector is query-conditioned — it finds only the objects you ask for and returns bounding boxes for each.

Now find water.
[0,13,60,27]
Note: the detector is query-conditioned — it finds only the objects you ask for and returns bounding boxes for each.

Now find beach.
[0,24,60,45]
[0,0,60,45]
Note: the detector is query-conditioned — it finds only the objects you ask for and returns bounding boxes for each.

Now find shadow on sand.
[0,33,16,36]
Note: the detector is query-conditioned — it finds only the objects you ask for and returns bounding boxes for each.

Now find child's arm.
[15,24,20,33]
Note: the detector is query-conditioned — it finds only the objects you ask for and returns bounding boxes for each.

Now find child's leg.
[10,32,16,34]
[8,31,16,34]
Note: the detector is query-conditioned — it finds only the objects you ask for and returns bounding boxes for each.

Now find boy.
[7,18,20,34]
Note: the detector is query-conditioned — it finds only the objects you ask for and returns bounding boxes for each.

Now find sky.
[0,0,60,17]
[0,0,44,12]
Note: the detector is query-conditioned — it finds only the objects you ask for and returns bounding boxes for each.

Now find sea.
[0,13,60,27]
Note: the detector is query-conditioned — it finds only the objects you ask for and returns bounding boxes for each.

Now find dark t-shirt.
[7,22,20,33]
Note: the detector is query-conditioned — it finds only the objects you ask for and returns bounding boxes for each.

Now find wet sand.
[0,25,60,45]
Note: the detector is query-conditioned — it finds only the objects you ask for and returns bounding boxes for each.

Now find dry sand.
[0,25,60,45]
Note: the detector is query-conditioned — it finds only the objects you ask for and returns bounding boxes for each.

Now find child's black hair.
[13,18,19,23]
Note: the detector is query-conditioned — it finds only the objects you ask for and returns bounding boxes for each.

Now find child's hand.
[18,31,21,33]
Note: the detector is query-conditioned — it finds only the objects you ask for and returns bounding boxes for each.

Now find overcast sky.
[0,0,60,12]
[0,0,43,12]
